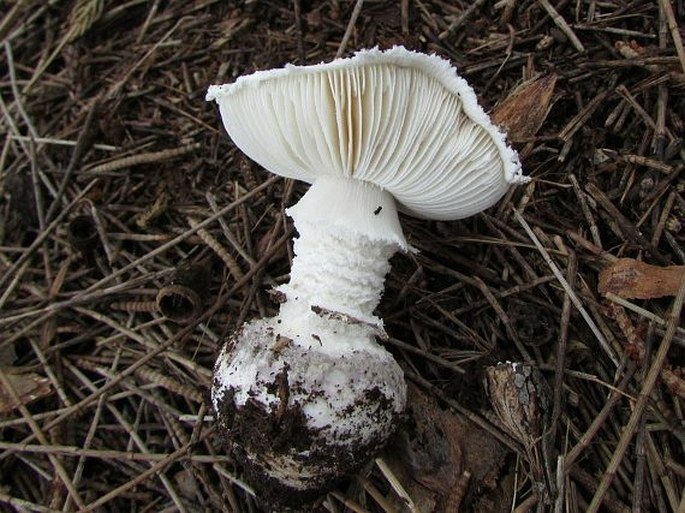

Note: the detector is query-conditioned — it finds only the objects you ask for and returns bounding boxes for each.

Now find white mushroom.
[207,46,527,508]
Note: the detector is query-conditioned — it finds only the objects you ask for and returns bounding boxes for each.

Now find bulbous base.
[212,315,406,509]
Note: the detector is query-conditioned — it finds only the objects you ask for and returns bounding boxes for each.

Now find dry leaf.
[384,384,508,513]
[0,369,52,414]
[491,74,557,142]
[598,258,685,299]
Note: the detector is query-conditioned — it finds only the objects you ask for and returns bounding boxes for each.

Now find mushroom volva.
[207,46,528,508]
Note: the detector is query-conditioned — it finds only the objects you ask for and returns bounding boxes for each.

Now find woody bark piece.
[485,362,552,504]
[485,363,548,450]
[598,258,685,299]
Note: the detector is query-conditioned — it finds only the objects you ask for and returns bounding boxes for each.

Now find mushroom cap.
[207,46,527,220]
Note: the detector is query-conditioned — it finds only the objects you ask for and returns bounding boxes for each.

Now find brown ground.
[1,1,684,512]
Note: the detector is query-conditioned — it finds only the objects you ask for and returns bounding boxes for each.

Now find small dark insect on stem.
[373,206,382,215]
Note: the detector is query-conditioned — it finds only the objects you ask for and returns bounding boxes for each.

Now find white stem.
[212,176,410,499]
[275,176,407,341]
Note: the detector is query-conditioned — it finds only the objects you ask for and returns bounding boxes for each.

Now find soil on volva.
[1,2,684,512]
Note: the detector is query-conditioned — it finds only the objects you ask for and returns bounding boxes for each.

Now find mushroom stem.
[212,175,410,502]
[276,175,407,334]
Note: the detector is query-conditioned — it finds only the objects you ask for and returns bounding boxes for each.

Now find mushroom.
[207,46,528,509]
